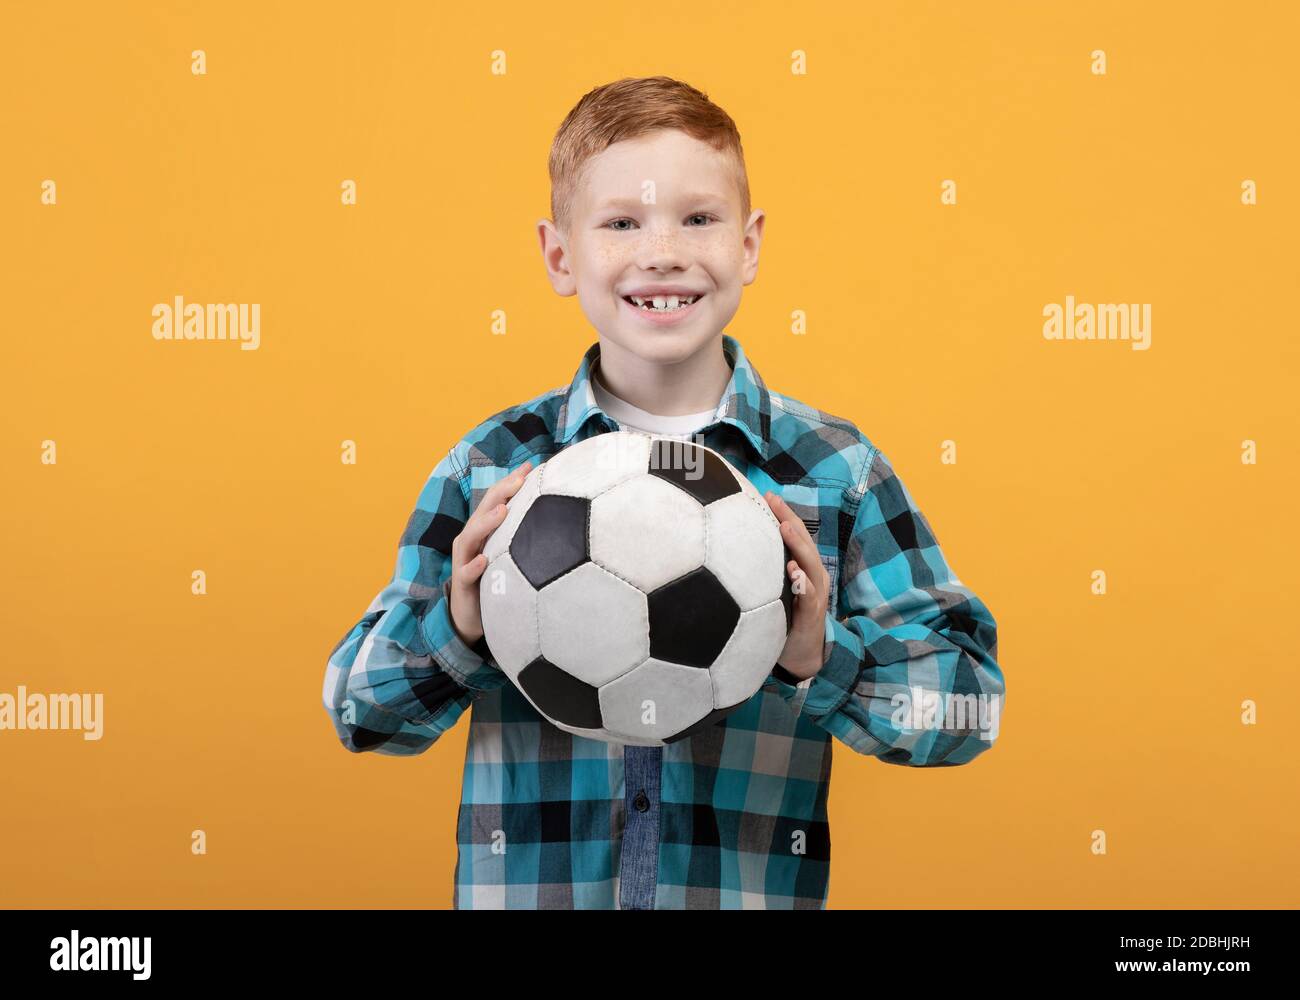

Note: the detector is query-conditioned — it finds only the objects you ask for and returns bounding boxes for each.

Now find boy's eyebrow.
[593,191,730,211]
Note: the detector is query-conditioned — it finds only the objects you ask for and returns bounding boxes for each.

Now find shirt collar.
[557,333,771,463]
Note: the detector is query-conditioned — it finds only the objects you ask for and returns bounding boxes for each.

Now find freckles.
[704,232,743,264]
[633,232,675,256]
[597,242,634,265]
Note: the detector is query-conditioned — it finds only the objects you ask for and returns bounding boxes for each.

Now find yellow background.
[2,0,1296,908]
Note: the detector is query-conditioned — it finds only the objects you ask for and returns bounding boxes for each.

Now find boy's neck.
[593,333,732,416]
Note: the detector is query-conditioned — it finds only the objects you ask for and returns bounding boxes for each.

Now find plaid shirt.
[322,333,1004,909]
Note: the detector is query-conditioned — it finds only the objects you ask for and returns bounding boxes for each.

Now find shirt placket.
[617,744,662,910]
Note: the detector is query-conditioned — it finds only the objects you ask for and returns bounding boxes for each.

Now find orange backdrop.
[2,0,1297,908]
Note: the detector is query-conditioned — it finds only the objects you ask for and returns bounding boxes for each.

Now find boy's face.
[538,128,764,366]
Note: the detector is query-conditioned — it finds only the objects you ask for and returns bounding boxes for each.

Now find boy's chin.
[600,325,721,364]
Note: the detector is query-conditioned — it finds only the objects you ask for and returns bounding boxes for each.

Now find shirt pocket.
[819,551,840,619]
[794,509,840,620]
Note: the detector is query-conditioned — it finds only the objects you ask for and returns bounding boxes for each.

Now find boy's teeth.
[628,294,699,311]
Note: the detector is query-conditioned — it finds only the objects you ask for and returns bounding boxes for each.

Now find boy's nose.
[636,235,690,270]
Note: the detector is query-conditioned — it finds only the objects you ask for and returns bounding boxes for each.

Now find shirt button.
[633,791,649,812]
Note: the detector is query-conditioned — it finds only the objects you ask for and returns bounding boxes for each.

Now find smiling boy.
[323,76,1005,909]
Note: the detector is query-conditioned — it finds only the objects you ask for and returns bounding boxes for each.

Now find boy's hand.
[763,491,830,681]
[448,459,533,648]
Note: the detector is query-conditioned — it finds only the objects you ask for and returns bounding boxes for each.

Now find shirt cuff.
[770,613,859,720]
[420,589,494,690]
[801,613,862,718]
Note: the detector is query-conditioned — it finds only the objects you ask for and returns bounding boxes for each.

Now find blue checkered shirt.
[322,334,1005,908]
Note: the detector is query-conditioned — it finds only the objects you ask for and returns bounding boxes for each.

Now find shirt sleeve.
[321,440,509,756]
[771,444,1005,766]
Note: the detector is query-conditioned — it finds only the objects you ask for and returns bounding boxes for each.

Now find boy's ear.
[537,218,577,296]
[741,208,765,286]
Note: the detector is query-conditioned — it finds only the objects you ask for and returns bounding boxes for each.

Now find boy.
[322,76,1004,910]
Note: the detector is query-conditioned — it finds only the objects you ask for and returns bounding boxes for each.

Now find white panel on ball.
[477,551,541,681]
[539,430,651,499]
[703,492,785,612]
[589,475,707,593]
[708,599,790,708]
[537,561,649,686]
[599,659,715,742]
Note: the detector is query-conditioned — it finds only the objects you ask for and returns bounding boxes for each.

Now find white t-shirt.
[591,361,721,440]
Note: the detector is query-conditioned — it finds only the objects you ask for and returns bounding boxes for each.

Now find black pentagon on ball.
[647,566,740,668]
[518,656,604,730]
[648,439,742,507]
[663,699,748,744]
[509,493,590,589]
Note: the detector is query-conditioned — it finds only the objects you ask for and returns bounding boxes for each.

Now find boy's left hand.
[763,491,830,681]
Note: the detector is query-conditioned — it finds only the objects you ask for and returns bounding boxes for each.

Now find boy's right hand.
[448,459,533,649]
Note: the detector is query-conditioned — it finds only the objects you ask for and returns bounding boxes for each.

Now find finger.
[764,491,806,535]
[787,558,818,604]
[459,461,534,553]
[456,500,510,561]
[477,459,533,514]
[766,492,820,576]
[455,460,536,577]
[460,550,490,586]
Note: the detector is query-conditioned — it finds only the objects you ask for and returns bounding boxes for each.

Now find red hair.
[548,76,751,234]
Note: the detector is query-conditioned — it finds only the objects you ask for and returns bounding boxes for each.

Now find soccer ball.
[479,431,794,746]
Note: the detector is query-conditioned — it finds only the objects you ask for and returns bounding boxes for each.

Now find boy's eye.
[604,214,717,231]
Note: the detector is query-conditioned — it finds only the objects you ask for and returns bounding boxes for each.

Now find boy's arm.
[772,444,1004,766]
[322,440,508,756]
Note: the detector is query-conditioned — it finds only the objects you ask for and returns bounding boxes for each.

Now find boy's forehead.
[575,133,741,211]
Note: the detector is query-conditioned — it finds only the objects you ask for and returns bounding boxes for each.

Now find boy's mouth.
[620,293,704,313]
